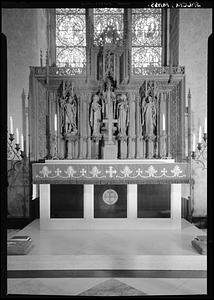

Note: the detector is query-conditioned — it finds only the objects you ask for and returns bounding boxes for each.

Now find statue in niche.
[102,78,116,119]
[59,83,78,135]
[90,94,102,137]
[64,94,77,133]
[141,93,157,139]
[117,94,129,136]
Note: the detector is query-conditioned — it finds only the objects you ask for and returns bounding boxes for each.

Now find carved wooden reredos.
[29,40,186,162]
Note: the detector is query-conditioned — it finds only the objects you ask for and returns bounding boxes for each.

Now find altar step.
[7,219,207,272]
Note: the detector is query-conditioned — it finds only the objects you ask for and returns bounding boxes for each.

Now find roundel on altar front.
[102,189,118,205]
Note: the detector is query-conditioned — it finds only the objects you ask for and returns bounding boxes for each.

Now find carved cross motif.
[103,189,118,205]
[106,166,117,177]
[80,168,87,176]
[55,168,61,176]
[103,117,117,144]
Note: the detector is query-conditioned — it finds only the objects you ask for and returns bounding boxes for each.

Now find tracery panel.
[132,8,162,73]
[93,8,124,45]
[56,8,86,72]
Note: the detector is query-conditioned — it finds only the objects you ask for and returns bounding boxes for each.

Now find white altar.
[32,159,190,230]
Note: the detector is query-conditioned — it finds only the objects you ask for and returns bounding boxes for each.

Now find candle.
[21,134,24,151]
[163,114,165,131]
[16,128,19,144]
[10,116,13,134]
[204,117,207,134]
[192,133,196,151]
[198,126,202,143]
[54,114,57,133]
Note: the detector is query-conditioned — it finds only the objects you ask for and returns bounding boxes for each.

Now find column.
[40,184,50,219]
[127,184,137,218]
[87,99,92,158]
[171,184,181,225]
[127,92,136,158]
[84,184,94,219]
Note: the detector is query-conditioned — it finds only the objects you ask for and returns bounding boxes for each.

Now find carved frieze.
[32,161,190,184]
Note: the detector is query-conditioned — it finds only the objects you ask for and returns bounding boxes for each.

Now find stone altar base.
[103,143,118,159]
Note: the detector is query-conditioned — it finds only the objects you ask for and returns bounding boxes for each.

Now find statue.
[141,93,157,138]
[117,94,129,136]
[64,94,77,133]
[59,81,78,135]
[102,78,116,119]
[90,94,102,137]
[60,93,77,135]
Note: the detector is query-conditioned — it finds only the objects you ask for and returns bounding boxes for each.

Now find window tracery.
[56,8,86,72]
[55,8,163,75]
[132,8,162,72]
[93,8,124,46]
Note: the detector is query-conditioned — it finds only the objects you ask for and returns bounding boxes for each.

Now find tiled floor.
[7,278,207,296]
[6,219,207,296]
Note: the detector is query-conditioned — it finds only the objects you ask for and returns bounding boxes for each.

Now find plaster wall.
[3,8,48,217]
[179,8,212,216]
[2,8,48,136]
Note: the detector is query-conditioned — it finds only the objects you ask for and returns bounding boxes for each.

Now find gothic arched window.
[56,8,86,73]
[131,8,163,74]
[54,8,165,75]
[93,8,124,46]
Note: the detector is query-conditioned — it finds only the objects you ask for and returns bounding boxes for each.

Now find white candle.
[192,133,196,151]
[10,116,13,134]
[204,117,207,134]
[163,114,165,131]
[198,126,202,143]
[16,128,19,144]
[54,114,57,133]
[21,134,24,151]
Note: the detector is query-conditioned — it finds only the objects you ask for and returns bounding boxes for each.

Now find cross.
[55,168,61,176]
[80,168,87,176]
[103,116,117,144]
[106,166,117,178]
[105,190,117,204]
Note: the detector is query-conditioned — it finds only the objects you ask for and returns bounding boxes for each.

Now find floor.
[7,219,207,296]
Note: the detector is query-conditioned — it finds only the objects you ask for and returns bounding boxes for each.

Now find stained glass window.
[132,8,162,73]
[94,8,124,46]
[56,8,86,72]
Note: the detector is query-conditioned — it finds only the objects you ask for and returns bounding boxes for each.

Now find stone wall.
[179,8,212,216]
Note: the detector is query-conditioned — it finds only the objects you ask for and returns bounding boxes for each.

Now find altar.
[29,23,190,231]
[32,159,190,230]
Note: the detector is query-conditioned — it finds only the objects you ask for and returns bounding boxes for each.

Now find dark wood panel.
[138,184,171,218]
[94,185,127,218]
[50,184,83,218]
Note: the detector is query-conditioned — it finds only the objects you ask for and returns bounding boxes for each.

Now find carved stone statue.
[117,94,129,136]
[59,81,78,136]
[60,94,77,134]
[141,94,157,139]
[90,94,102,137]
[65,95,77,133]
[102,78,116,119]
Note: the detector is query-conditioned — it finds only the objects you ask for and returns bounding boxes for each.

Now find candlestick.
[16,128,19,144]
[54,114,57,133]
[204,117,207,134]
[192,133,196,151]
[10,116,13,134]
[198,126,202,143]
[21,134,24,151]
[163,114,165,131]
